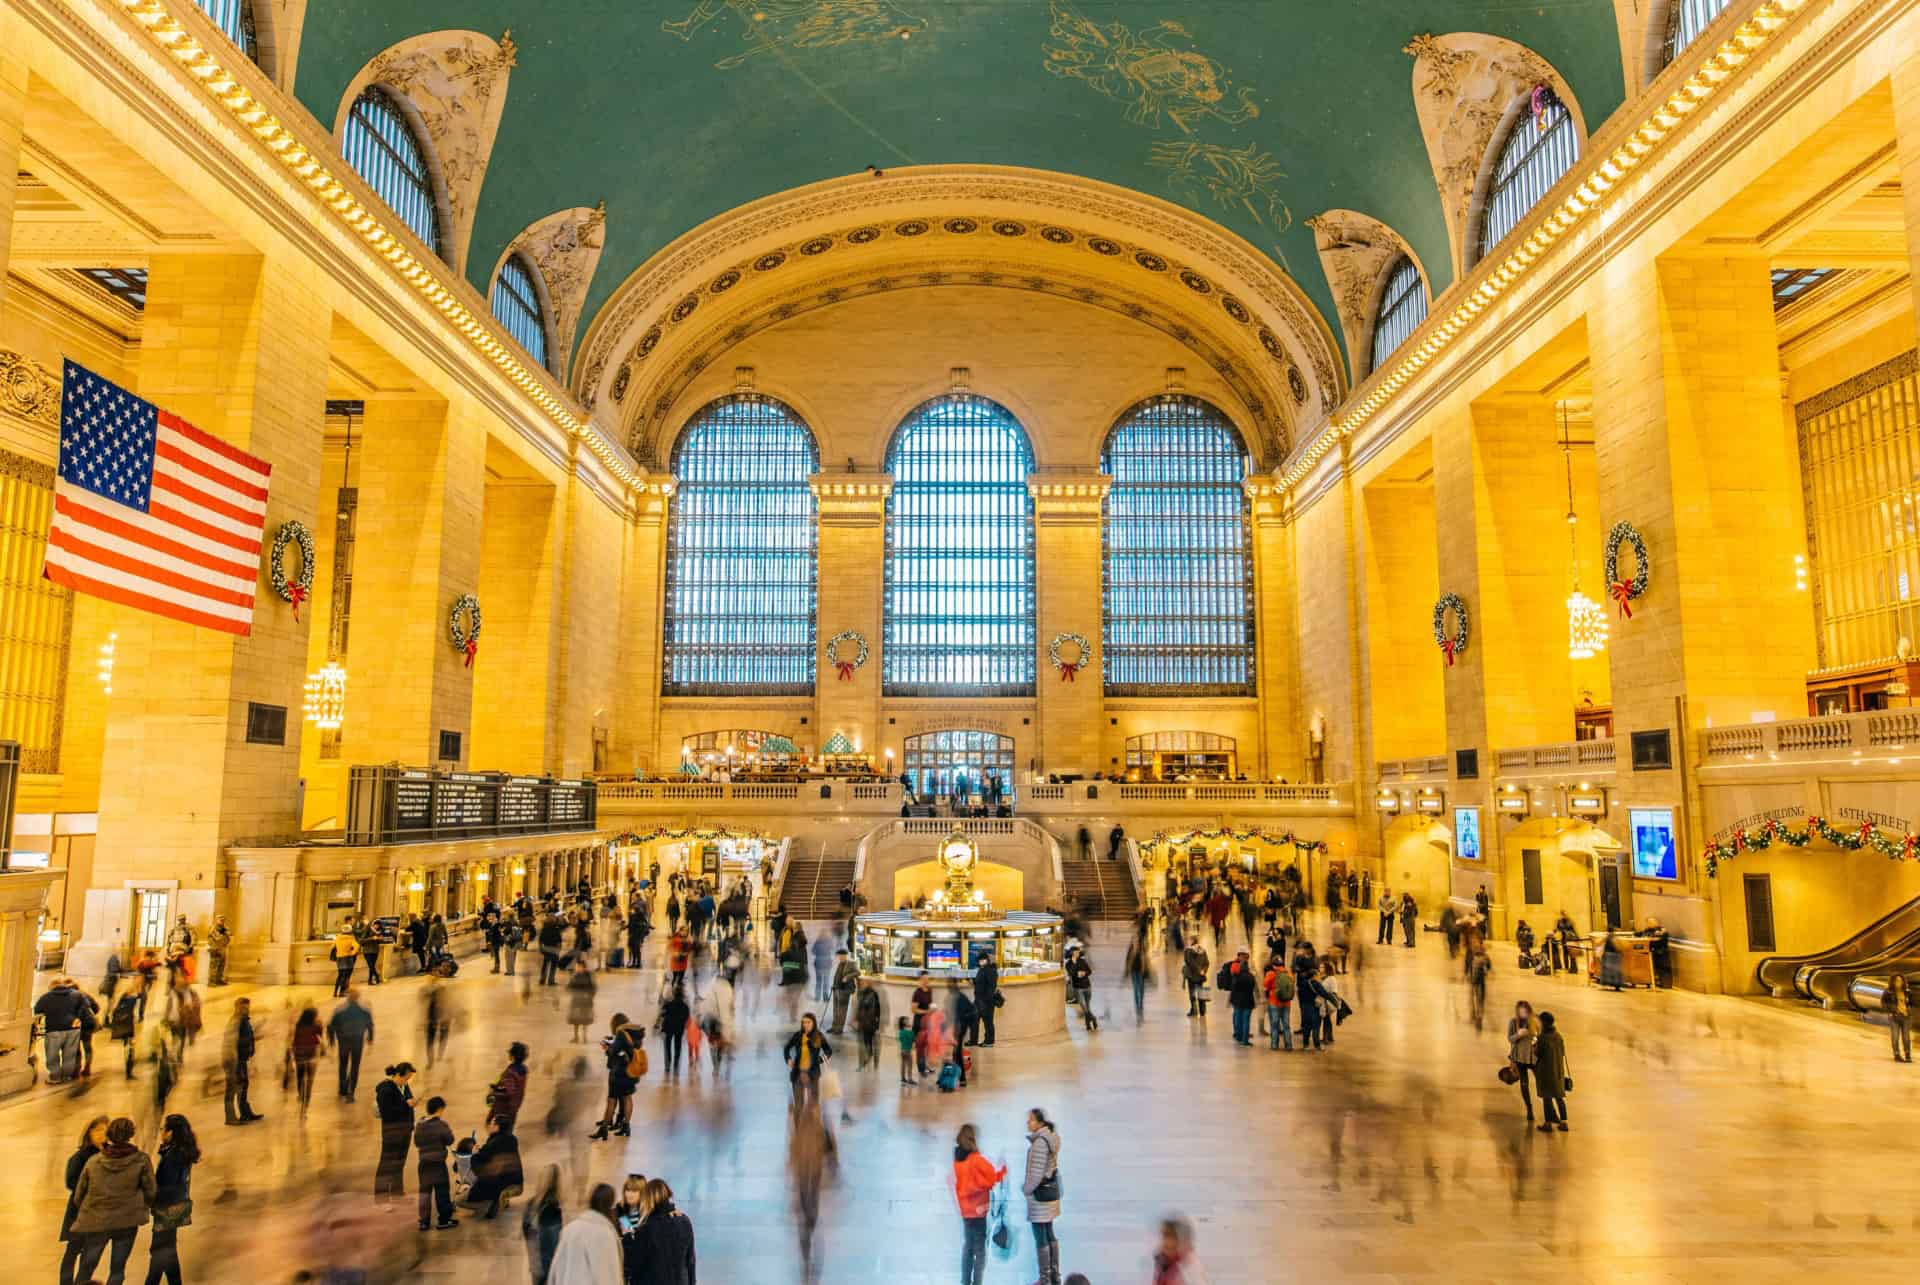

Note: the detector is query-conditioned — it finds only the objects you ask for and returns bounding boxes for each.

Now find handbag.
[152,1199,193,1231]
[1031,1161,1061,1203]
[1563,1075,1573,1093]
[1497,1064,1519,1085]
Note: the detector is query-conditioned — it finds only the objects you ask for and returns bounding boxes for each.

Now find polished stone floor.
[11,913,1920,1284]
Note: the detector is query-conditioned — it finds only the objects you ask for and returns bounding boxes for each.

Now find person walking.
[1152,1216,1209,1285]
[853,977,883,1070]
[1263,955,1294,1051]
[972,952,999,1047]
[1533,1010,1570,1132]
[58,1115,109,1285]
[69,1117,155,1285]
[589,1014,644,1141]
[522,1165,566,1285]
[658,982,691,1077]
[140,1114,198,1285]
[488,1042,531,1129]
[952,1124,1006,1285]
[329,927,360,998]
[414,1095,458,1231]
[221,999,262,1126]
[287,1006,323,1113]
[540,914,566,986]
[1399,892,1417,947]
[566,957,599,1043]
[1507,1001,1540,1120]
[549,1183,622,1285]
[1065,950,1097,1031]
[1182,942,1210,1018]
[373,1062,416,1204]
[1124,937,1151,1024]
[327,987,375,1103]
[828,949,858,1033]
[810,932,834,1005]
[784,1011,832,1111]
[34,975,89,1083]
[1227,950,1258,1046]
[628,1178,696,1285]
[204,917,231,987]
[1889,973,1913,1063]
[1021,1108,1063,1285]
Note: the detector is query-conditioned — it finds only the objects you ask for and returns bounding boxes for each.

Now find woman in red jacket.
[952,1123,1006,1285]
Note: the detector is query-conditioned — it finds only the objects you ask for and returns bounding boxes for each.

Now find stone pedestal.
[0,870,56,1096]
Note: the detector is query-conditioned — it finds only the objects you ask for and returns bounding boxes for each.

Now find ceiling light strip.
[1276,0,1808,493]
[111,0,642,493]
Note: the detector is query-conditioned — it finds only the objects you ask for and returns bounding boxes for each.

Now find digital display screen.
[1454,806,1481,861]
[1630,807,1678,880]
[926,941,961,969]
[967,939,996,969]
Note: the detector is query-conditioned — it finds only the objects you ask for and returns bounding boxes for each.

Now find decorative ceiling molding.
[573,166,1346,426]
[334,28,516,276]
[493,204,607,378]
[0,347,63,437]
[616,254,1298,469]
[1403,31,1584,279]
[1306,210,1427,384]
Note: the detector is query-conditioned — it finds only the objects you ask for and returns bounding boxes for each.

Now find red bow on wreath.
[836,660,856,681]
[286,580,307,621]
[1441,639,1456,667]
[464,637,478,668]
[1610,581,1635,619]
[1057,660,1080,682]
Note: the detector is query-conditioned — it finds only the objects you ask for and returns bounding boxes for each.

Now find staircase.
[778,848,859,920]
[1060,857,1140,920]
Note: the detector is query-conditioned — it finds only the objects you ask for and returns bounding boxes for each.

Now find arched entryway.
[902,730,1016,800]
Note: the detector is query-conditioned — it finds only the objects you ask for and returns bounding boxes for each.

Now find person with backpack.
[590,1014,644,1140]
[1021,1107,1063,1285]
[1263,954,1295,1050]
[1182,941,1211,1018]
[1065,949,1097,1031]
[952,1124,1006,1285]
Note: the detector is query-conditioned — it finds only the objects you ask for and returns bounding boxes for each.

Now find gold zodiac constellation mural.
[1043,0,1259,134]
[1148,139,1293,234]
[662,0,928,70]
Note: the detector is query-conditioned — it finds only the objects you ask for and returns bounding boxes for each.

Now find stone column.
[1248,479,1302,780]
[0,11,25,323]
[74,253,330,978]
[0,871,55,1095]
[1028,472,1108,776]
[551,474,630,776]
[811,474,890,758]
[612,478,670,771]
[1895,55,1920,328]
[338,396,485,769]
[471,474,560,772]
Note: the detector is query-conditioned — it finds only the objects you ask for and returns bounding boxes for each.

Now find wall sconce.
[303,661,348,730]
[97,632,116,695]
[1793,553,1808,592]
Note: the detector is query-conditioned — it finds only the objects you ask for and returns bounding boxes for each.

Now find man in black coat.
[1227,950,1259,1045]
[414,1095,457,1231]
[971,955,999,1046]
[223,997,262,1124]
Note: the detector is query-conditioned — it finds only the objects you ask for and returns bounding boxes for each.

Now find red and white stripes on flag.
[45,360,272,636]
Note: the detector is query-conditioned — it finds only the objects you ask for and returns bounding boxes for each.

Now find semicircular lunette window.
[490,254,549,370]
[1662,0,1732,66]
[884,395,1036,697]
[1370,256,1428,374]
[341,87,443,257]
[192,0,258,61]
[663,395,820,695]
[1100,396,1254,696]
[1476,97,1580,264]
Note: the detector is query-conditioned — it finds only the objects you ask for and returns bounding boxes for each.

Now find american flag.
[44,360,272,636]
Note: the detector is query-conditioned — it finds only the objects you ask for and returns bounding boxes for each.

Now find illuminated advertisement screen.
[1454,806,1481,861]
[1630,807,1678,880]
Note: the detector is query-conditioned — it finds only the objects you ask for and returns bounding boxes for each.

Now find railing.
[1376,756,1448,782]
[1493,739,1618,776]
[1028,784,1067,801]
[1702,711,1920,764]
[851,783,896,801]
[600,777,1349,817]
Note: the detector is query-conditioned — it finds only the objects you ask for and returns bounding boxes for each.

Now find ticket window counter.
[396,871,428,918]
[855,919,1062,980]
[310,879,366,939]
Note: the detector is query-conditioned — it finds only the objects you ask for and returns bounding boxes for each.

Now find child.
[896,1015,915,1084]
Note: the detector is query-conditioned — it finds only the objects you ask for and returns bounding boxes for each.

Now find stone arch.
[334,29,517,275]
[1306,210,1430,383]
[1402,33,1586,279]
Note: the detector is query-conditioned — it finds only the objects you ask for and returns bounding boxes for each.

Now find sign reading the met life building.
[1453,806,1481,861]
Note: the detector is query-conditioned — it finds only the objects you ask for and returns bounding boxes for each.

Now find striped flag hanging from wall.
[44,360,272,636]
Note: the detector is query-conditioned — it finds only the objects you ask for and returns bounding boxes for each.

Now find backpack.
[1270,971,1296,1003]
[1216,963,1233,992]
[624,1032,648,1079]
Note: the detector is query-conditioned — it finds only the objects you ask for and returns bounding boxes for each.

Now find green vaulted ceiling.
[294,1,1627,373]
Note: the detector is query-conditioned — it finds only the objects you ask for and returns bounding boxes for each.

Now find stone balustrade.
[1375,755,1449,782]
[1492,738,1618,777]
[598,778,1351,817]
[1702,710,1920,764]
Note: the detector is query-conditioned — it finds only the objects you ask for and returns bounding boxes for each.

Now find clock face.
[941,838,974,872]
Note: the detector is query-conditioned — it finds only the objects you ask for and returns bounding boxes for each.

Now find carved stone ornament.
[339,29,518,273]
[1306,210,1425,382]
[1402,32,1580,276]
[0,348,62,434]
[498,203,607,378]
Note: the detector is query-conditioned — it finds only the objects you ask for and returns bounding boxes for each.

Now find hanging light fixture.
[304,406,355,733]
[304,660,348,730]
[1561,403,1608,660]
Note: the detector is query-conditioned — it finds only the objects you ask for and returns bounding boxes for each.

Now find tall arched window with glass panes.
[490,255,550,371]
[883,395,1036,696]
[1370,257,1427,374]
[662,396,819,695]
[340,88,442,257]
[1662,0,1732,65]
[1476,97,1580,264]
[1100,396,1254,695]
[192,0,257,61]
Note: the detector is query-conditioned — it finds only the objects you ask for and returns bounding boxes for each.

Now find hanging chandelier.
[1560,404,1608,661]
[304,661,348,730]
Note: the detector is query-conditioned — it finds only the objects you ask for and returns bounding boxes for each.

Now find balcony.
[1701,710,1920,768]
[1492,738,1619,779]
[1375,755,1449,782]
[598,778,1351,820]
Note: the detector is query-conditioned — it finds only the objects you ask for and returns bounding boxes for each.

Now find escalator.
[1754,895,1920,997]
[1846,971,1915,1016]
[1796,929,1920,1008]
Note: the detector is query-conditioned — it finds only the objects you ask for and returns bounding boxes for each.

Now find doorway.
[902,730,1015,800]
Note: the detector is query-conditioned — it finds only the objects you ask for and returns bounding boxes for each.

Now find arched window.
[1100,396,1254,695]
[884,395,1036,696]
[491,255,549,370]
[193,0,257,62]
[663,396,819,695]
[1476,96,1580,264]
[902,730,1016,801]
[1370,257,1427,373]
[341,88,442,255]
[1663,0,1732,66]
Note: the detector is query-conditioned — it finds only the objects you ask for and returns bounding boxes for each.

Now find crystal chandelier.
[304,660,348,730]
[1560,405,1607,661]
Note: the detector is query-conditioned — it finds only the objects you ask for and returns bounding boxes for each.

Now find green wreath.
[449,594,482,667]
[268,520,317,619]
[1432,593,1469,666]
[1049,631,1092,682]
[824,630,869,680]
[1603,520,1649,618]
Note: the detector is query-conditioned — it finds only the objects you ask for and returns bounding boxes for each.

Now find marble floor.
[10,916,1919,1284]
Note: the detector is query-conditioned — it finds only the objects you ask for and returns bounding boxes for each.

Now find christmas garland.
[1432,593,1469,666]
[609,826,770,846]
[1603,520,1649,619]
[1049,631,1092,682]
[268,520,316,620]
[1702,814,1920,877]
[448,593,482,668]
[1140,827,1331,858]
[823,630,869,681]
